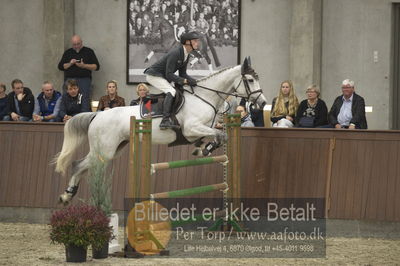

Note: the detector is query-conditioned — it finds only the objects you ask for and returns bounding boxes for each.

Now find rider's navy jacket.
[144,45,193,86]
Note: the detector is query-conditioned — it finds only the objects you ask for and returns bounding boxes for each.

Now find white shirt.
[337,94,353,126]
[183,45,189,62]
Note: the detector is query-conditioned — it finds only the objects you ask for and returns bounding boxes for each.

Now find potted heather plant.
[87,155,114,259]
[50,204,113,263]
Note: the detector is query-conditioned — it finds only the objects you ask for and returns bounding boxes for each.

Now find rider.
[144,31,200,130]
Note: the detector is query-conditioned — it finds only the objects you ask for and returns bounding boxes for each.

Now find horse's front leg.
[184,124,226,156]
[201,130,227,156]
[191,138,205,156]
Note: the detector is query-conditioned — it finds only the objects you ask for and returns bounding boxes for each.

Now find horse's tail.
[53,112,97,176]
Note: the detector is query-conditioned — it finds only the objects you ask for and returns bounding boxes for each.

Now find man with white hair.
[328,79,367,129]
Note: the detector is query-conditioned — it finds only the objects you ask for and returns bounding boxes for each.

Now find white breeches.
[146,75,176,97]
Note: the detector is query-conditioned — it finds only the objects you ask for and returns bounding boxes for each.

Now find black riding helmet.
[180,31,201,44]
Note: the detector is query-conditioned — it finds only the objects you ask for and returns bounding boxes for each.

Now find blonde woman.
[130,83,151,106]
[270,80,299,127]
[97,80,125,111]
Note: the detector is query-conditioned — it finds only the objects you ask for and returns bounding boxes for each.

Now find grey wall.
[241,0,291,102]
[0,0,398,129]
[0,0,45,91]
[0,0,72,96]
[74,0,133,102]
[322,0,400,129]
[290,0,322,97]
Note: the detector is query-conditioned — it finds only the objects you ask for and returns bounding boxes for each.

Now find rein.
[183,74,263,127]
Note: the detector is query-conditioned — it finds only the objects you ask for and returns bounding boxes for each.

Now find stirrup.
[160,123,180,130]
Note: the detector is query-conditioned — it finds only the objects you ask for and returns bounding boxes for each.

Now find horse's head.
[237,57,267,109]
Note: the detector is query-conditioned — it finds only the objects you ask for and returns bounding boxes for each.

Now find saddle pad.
[139,93,185,119]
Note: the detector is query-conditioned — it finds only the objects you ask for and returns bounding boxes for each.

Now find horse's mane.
[197,66,236,83]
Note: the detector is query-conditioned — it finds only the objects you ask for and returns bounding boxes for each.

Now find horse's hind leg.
[59,135,123,205]
[59,156,92,205]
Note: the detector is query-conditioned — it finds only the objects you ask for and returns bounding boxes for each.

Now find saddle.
[139,84,189,147]
[139,85,185,118]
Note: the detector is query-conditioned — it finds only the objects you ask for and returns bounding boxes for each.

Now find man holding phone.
[58,35,100,111]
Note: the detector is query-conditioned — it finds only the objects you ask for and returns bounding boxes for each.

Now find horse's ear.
[241,57,249,75]
[247,56,252,67]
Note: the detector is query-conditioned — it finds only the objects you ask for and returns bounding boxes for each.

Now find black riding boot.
[160,93,180,130]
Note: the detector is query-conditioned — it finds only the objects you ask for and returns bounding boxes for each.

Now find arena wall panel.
[1,122,400,221]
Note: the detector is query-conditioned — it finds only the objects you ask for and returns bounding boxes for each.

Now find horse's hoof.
[144,58,149,63]
[202,141,217,156]
[201,149,211,157]
[192,148,202,156]
[58,193,71,206]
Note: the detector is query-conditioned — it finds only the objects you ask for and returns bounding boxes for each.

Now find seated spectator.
[58,79,90,123]
[223,96,240,115]
[0,83,8,120]
[271,80,299,128]
[130,83,151,106]
[329,79,367,129]
[214,96,239,129]
[98,80,126,111]
[236,105,254,127]
[295,85,328,128]
[32,81,62,122]
[240,98,265,127]
[4,79,34,121]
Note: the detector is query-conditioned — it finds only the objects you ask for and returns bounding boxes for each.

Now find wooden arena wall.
[0,122,399,222]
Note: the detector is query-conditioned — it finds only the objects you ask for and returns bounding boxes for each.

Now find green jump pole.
[151,155,228,174]
[151,182,228,199]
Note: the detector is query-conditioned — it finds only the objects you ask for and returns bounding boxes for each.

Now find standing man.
[5,79,35,121]
[32,81,62,122]
[58,35,100,111]
[144,31,200,130]
[328,79,367,129]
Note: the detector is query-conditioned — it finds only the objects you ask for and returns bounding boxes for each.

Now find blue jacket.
[37,91,62,116]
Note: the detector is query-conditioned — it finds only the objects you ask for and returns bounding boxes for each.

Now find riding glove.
[188,79,197,86]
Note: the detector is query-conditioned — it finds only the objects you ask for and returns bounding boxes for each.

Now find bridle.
[236,72,264,103]
[195,71,262,99]
[183,70,263,127]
